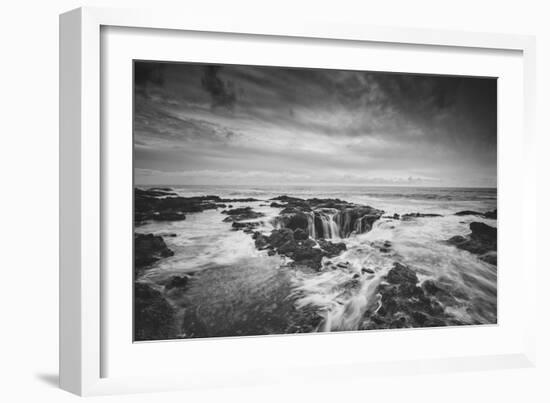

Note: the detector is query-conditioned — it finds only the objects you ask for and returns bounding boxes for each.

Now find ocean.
[135,185,497,338]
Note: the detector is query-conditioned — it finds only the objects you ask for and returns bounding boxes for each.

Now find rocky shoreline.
[133,187,498,338]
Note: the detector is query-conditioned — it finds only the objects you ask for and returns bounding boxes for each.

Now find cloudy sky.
[134,61,496,187]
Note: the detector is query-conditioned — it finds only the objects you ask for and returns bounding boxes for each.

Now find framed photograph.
[60,7,537,396]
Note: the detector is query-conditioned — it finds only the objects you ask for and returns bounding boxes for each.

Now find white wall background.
[0,0,548,401]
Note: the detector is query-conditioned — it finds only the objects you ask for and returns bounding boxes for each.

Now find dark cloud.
[134,62,166,87]
[200,66,237,110]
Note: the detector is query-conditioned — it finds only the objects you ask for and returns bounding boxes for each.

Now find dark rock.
[148,187,175,193]
[455,209,496,219]
[446,222,497,264]
[364,262,450,329]
[219,197,260,203]
[286,212,310,231]
[371,240,392,253]
[222,206,253,215]
[253,231,270,250]
[267,228,295,249]
[270,202,287,208]
[362,267,375,274]
[251,228,324,269]
[421,279,442,295]
[293,228,309,240]
[471,222,497,241]
[134,233,174,274]
[401,212,442,220]
[386,262,419,286]
[317,239,347,257]
[271,195,305,203]
[291,246,324,269]
[221,206,265,222]
[134,282,178,341]
[480,253,497,265]
[165,275,189,290]
[231,221,261,233]
[135,188,220,223]
[455,210,484,216]
[150,211,187,221]
[274,209,312,231]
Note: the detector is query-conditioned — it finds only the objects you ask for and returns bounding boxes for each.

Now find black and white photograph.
[133,61,497,341]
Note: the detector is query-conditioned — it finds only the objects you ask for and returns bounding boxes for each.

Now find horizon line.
[135,183,497,190]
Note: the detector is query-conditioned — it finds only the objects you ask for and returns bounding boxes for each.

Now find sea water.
[136,185,497,337]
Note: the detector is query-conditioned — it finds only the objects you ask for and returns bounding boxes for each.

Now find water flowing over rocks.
[446,222,497,265]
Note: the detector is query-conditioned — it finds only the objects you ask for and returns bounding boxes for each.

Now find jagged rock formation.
[135,187,261,224]
[252,228,347,270]
[270,196,383,239]
[134,282,179,341]
[134,233,174,275]
[447,222,497,265]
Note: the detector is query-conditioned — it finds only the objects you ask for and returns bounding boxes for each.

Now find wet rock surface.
[401,212,443,220]
[231,221,261,233]
[371,240,392,253]
[252,228,348,270]
[164,275,190,291]
[135,188,262,225]
[221,206,265,222]
[447,222,497,265]
[134,233,174,275]
[364,263,455,329]
[455,209,497,219]
[135,188,217,224]
[134,282,179,341]
[134,231,184,340]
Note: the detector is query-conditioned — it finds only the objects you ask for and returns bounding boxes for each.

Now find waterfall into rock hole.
[305,211,316,239]
[316,210,340,239]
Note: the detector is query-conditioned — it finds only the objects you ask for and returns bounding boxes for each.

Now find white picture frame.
[59,6,537,396]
